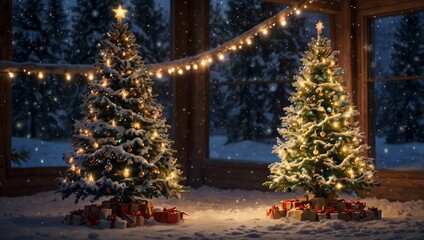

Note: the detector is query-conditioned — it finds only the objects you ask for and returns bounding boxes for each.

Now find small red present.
[345,200,366,210]
[281,199,301,211]
[317,207,338,220]
[266,205,285,219]
[153,207,184,224]
[127,211,145,227]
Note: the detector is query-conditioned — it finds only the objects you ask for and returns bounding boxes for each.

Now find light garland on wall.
[0,0,315,81]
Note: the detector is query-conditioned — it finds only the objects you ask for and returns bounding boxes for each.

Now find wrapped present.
[64,209,84,226]
[317,207,339,220]
[99,208,113,220]
[138,200,154,218]
[331,199,346,212]
[281,199,301,211]
[345,200,366,211]
[310,197,326,211]
[153,207,184,224]
[344,208,362,221]
[86,209,101,227]
[338,212,351,222]
[127,211,145,227]
[98,214,127,229]
[367,207,382,220]
[83,204,102,218]
[300,193,315,203]
[293,208,317,221]
[266,205,285,219]
[130,202,140,213]
[115,203,130,219]
[317,212,326,221]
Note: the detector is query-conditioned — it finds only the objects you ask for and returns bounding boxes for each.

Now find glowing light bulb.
[201,60,206,66]
[88,74,94,80]
[218,53,225,61]
[208,57,213,63]
[38,72,44,79]
[66,74,71,81]
[8,72,15,78]
[178,69,183,75]
[185,65,191,70]
[246,39,252,45]
[168,68,172,74]
[88,174,94,182]
[156,72,162,78]
[71,164,76,171]
[280,18,287,26]
[93,142,99,149]
[112,120,116,127]
[336,183,343,189]
[193,64,198,70]
[133,122,141,129]
[333,121,339,128]
[123,168,130,178]
[296,9,301,15]
[262,29,268,35]
[151,130,158,140]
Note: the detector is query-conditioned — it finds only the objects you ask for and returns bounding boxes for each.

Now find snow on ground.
[0,187,424,240]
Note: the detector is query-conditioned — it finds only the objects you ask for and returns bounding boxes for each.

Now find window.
[368,12,424,170]
[10,0,171,168]
[208,0,330,163]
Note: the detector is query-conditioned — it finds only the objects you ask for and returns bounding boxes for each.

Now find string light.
[0,0,315,80]
[123,168,130,178]
[88,174,94,182]
[38,72,44,79]
[336,183,343,189]
[8,72,15,78]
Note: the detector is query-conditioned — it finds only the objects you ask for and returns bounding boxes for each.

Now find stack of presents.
[267,194,382,221]
[64,198,185,229]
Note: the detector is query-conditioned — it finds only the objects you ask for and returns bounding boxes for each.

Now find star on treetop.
[113,5,127,23]
[316,21,324,35]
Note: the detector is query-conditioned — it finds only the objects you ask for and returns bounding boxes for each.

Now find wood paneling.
[0,0,13,188]
[171,0,209,187]
[357,0,424,16]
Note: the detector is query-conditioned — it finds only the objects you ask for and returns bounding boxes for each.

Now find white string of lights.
[0,0,315,81]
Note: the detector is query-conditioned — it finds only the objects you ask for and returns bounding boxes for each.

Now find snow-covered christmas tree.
[264,21,379,198]
[57,5,187,203]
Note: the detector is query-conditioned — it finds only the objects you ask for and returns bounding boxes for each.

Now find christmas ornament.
[313,146,319,155]
[300,145,306,151]
[326,107,332,112]
[138,171,145,178]
[127,147,133,153]
[105,163,113,171]
[319,91,324,97]
[320,131,326,137]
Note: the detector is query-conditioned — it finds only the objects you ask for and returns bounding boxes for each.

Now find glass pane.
[374,80,424,169]
[209,0,330,162]
[209,83,293,163]
[11,0,171,168]
[369,12,424,79]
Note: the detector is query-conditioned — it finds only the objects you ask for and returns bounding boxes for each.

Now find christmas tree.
[264,22,379,197]
[57,5,187,203]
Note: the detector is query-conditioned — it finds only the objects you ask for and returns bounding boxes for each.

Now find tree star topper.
[316,21,324,35]
[113,5,127,23]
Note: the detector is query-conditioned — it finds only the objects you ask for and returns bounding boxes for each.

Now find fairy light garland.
[0,0,315,81]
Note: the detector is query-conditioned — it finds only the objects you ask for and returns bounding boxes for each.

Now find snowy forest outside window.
[369,11,424,170]
[208,0,329,163]
[11,0,171,168]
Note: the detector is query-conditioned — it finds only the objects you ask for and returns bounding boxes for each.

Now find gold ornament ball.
[319,91,324,97]
[127,148,133,153]
[105,163,113,171]
[138,171,145,177]
[313,149,319,155]
[320,131,326,137]
[300,145,306,151]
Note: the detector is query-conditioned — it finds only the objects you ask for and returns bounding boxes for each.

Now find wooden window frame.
[356,0,424,201]
[200,1,350,191]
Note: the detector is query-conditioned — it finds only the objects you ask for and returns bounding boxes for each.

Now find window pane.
[374,80,424,169]
[209,0,330,163]
[369,12,424,79]
[11,0,171,168]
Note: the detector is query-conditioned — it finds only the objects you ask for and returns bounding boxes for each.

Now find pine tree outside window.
[368,11,424,170]
[208,0,331,164]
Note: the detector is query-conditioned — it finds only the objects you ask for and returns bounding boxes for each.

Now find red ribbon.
[317,207,338,219]
[347,200,366,210]
[266,205,279,217]
[130,211,143,216]
[70,209,83,216]
[86,210,100,226]
[107,214,117,229]
[163,207,177,213]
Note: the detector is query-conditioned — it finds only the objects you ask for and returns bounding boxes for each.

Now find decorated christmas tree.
[57,5,187,203]
[264,22,379,198]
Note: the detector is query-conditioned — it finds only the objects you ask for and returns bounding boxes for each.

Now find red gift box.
[153,207,184,223]
[281,199,301,211]
[266,205,285,219]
